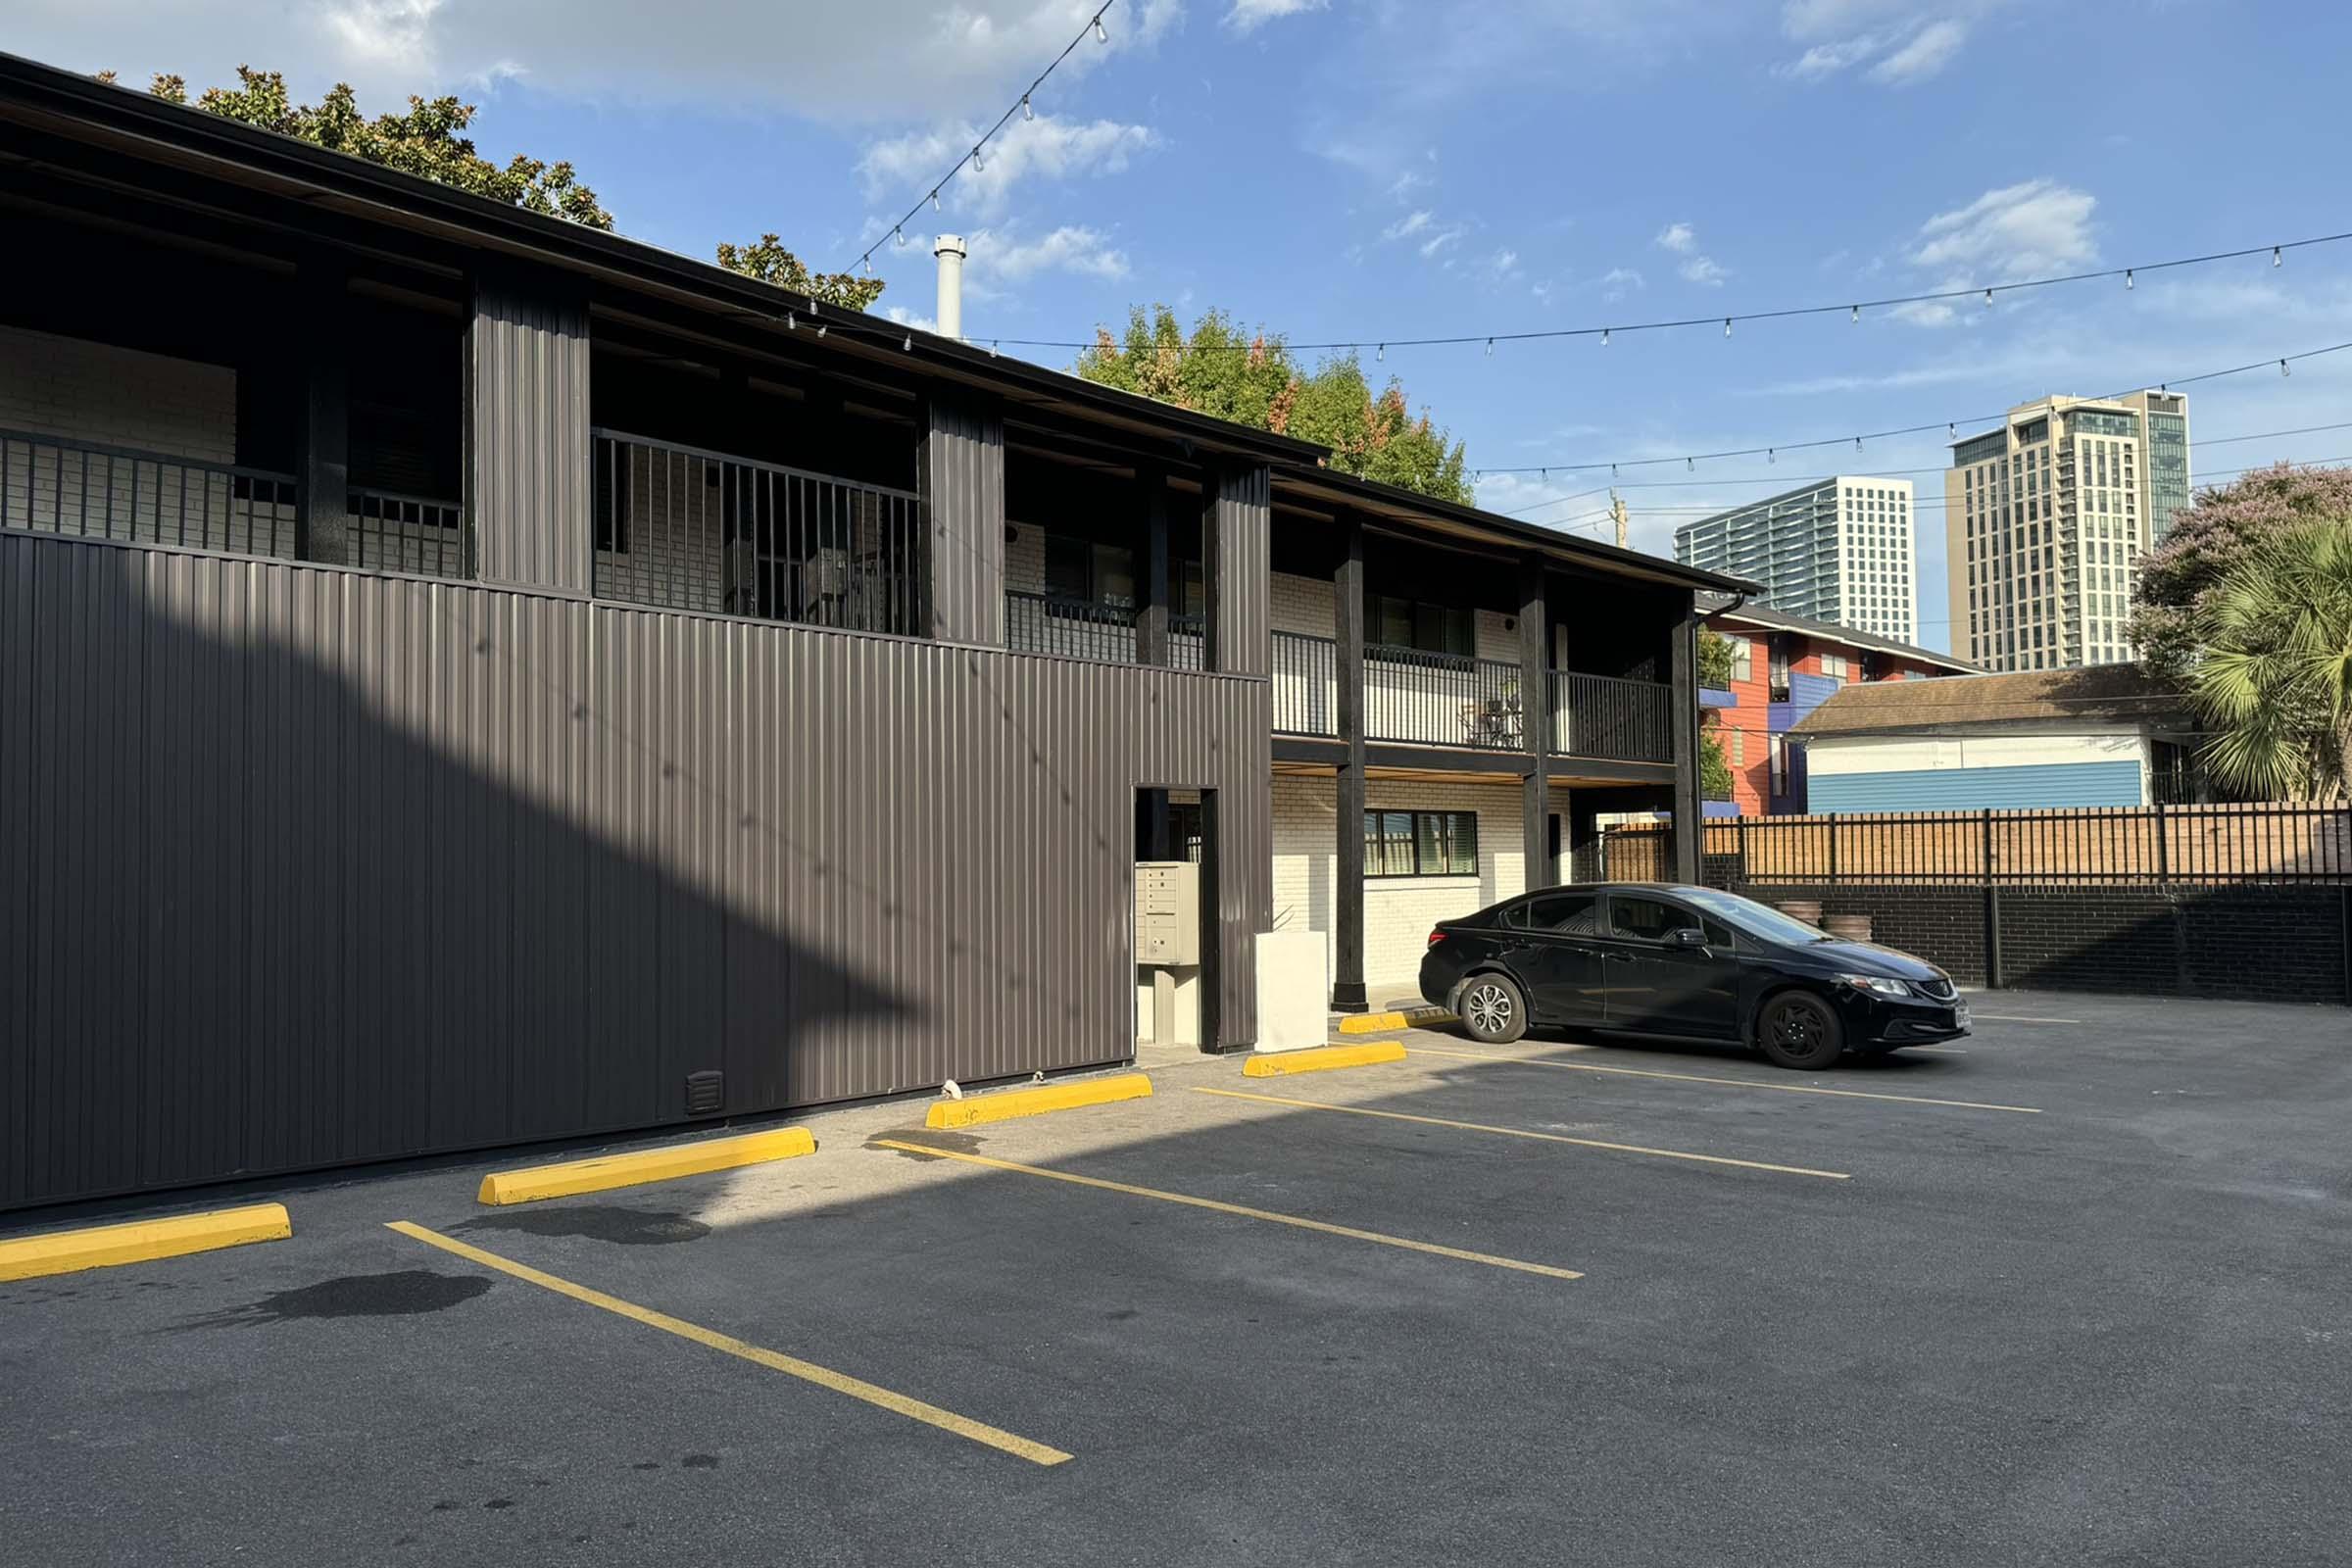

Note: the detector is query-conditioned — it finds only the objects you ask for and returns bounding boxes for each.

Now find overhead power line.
[985,229,2351,358]
[1468,339,2352,485]
[843,1,1118,276]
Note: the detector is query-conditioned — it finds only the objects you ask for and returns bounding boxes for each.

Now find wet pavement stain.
[864,1128,983,1160]
[172,1270,491,1330]
[457,1206,710,1247]
[681,1453,720,1470]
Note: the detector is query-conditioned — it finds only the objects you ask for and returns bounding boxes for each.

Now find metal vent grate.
[684,1071,724,1115]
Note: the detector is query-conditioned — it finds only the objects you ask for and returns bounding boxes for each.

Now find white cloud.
[1654,221,1696,254]
[1656,222,1726,286]
[1910,177,2096,279]
[961,222,1129,294]
[1419,224,1466,259]
[859,112,1158,218]
[1487,248,1521,279]
[8,0,1185,120]
[1868,18,1967,82]
[1679,256,1729,287]
[1226,0,1327,30]
[1775,33,1886,79]
[885,304,940,334]
[1780,0,1913,37]
[1383,210,1436,242]
[1597,267,1644,301]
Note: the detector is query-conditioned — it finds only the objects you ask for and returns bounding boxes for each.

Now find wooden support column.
[1136,462,1170,666]
[297,258,348,563]
[1669,607,1702,883]
[1333,515,1369,1012]
[1519,556,1553,892]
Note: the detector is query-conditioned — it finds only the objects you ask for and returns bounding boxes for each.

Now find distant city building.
[1673,475,1918,643]
[1945,390,2190,673]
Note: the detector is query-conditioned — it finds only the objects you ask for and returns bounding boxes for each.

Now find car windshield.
[1674,887,1836,946]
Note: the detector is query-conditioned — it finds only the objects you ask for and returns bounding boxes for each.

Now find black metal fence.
[1692,803,2352,887]
[1004,590,1138,662]
[1552,669,1673,763]
[1272,630,1338,735]
[1365,644,1524,750]
[592,428,923,634]
[2,427,298,561]
[347,486,468,578]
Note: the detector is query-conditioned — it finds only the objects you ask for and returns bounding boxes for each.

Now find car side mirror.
[1667,927,1709,950]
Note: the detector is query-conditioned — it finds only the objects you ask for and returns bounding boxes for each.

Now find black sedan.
[1419,883,1969,1069]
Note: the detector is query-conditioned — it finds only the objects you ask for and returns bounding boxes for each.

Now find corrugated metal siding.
[1808,760,2145,813]
[1212,464,1271,676]
[920,392,1005,646]
[469,274,591,594]
[0,531,1270,1208]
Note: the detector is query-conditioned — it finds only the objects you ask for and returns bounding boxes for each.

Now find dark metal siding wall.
[469,274,592,593]
[1211,463,1271,677]
[920,392,1005,646]
[0,531,1270,1209]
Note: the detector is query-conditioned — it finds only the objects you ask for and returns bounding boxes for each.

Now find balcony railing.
[2,427,298,561]
[1004,590,1139,662]
[1169,611,1207,671]
[1365,644,1524,750]
[341,486,468,578]
[1552,669,1673,762]
[592,428,923,635]
[1273,629,1338,735]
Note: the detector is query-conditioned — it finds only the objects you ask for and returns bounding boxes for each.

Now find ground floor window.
[1366,809,1478,877]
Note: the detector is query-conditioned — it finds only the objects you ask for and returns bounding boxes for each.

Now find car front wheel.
[1459,974,1527,1045]
[1754,990,1843,1070]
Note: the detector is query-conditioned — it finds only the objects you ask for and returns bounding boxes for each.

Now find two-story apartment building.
[1700,602,1975,815]
[0,54,1748,1206]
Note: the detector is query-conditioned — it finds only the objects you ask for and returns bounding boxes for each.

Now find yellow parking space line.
[385,1221,1070,1467]
[1191,1087,1851,1180]
[868,1140,1581,1281]
[1405,1045,2043,1114]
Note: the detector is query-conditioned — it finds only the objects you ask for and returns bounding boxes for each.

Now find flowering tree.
[1077,305,1473,504]
[2130,463,2352,681]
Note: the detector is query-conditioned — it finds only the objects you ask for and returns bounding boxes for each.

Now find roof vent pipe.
[934,234,966,340]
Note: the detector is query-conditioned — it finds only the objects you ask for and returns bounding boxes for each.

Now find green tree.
[1699,728,1736,801]
[124,68,613,228]
[1077,305,1473,504]
[713,234,886,313]
[2185,517,2352,802]
[1697,627,1736,689]
[2131,463,2352,682]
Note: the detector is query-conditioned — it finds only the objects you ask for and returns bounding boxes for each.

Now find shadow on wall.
[1,541,921,1210]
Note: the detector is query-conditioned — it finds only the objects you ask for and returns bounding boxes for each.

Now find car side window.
[1608,896,1732,948]
[1516,893,1598,935]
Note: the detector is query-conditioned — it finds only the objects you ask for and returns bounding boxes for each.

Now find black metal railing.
[1,427,298,560]
[1004,591,1139,662]
[592,428,923,635]
[1552,669,1673,762]
[1169,611,1208,670]
[1365,645,1524,750]
[345,486,468,578]
[1273,630,1338,735]
[1678,802,2352,888]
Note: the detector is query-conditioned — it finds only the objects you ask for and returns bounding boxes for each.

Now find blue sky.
[17,0,2352,651]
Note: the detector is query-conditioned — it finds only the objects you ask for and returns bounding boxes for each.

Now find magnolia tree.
[112,68,881,309]
[1078,306,1473,504]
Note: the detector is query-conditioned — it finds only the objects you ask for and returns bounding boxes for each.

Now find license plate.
[1953,1002,1972,1027]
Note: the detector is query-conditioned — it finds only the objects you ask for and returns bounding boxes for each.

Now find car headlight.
[1838,974,1911,997]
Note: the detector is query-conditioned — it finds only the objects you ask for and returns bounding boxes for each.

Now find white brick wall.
[1271,569,1335,635]
[1271,774,1527,989]
[0,325,291,555]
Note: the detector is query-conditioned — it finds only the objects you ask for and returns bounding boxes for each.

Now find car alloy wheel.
[1465,981,1514,1036]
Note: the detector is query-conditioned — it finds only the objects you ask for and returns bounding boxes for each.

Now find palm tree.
[2189,518,2352,801]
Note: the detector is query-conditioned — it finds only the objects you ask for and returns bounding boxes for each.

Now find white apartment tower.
[1673,475,1918,642]
[1946,390,2190,672]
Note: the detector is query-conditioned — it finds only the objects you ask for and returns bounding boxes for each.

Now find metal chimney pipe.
[933,234,966,340]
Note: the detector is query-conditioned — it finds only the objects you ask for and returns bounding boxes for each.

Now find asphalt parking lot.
[4,990,2348,1567]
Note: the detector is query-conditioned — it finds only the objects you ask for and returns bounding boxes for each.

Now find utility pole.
[1611,489,1629,551]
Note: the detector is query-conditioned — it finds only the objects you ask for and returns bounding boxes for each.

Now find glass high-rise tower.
[1673,475,1918,642]
[1945,390,2189,672]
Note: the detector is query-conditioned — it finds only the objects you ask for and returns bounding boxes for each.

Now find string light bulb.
[1766,448,1775,464]
[785,310,797,331]
[971,145,985,172]
[1854,436,1863,451]
[1093,10,1107,42]
[904,332,913,351]
[1485,337,1494,356]
[1984,287,1993,306]
[1687,457,1694,472]
[1600,328,1609,346]
[1376,343,1385,363]
[1021,94,1034,122]
[1850,305,1859,323]
[1723,318,1733,337]
[893,225,905,247]
[930,189,941,212]
[2124,269,2133,290]
[2280,358,2291,377]
[2274,246,2282,267]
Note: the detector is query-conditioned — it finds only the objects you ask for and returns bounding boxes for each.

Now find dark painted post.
[1136,461,1169,667]
[297,257,348,563]
[1982,807,2004,989]
[1333,515,1368,1012]
[1669,608,1701,883]
[1827,811,1839,887]
[1519,556,1553,891]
